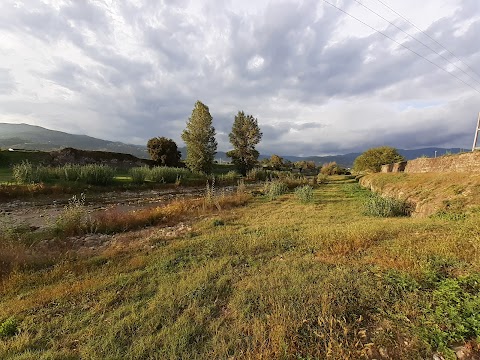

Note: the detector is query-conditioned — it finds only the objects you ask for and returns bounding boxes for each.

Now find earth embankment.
[360,172,480,217]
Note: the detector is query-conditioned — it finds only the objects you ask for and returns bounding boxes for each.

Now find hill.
[0,123,149,159]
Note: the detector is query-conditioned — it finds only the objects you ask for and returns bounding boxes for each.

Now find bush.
[79,164,115,186]
[320,162,340,175]
[0,318,18,338]
[317,173,328,184]
[149,167,191,183]
[62,164,83,182]
[264,180,288,200]
[13,163,116,185]
[246,168,268,182]
[53,194,92,236]
[363,193,411,217]
[217,170,239,184]
[295,185,314,203]
[353,146,405,173]
[129,166,149,184]
[12,161,34,184]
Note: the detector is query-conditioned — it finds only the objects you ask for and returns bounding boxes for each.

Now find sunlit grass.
[0,178,479,358]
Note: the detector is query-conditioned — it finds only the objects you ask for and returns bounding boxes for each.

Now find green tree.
[269,154,284,170]
[226,111,263,175]
[353,146,405,172]
[294,160,316,172]
[320,161,340,175]
[146,137,181,167]
[181,101,217,174]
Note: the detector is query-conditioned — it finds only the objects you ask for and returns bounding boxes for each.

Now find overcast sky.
[0,0,479,155]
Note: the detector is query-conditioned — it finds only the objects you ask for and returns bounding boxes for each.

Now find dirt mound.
[50,147,153,168]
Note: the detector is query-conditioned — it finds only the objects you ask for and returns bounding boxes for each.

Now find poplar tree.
[181,101,217,174]
[227,111,262,175]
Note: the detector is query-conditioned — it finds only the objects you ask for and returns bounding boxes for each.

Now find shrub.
[216,170,239,185]
[353,146,405,173]
[295,185,315,203]
[320,162,340,175]
[12,161,34,184]
[61,164,83,182]
[14,163,117,185]
[275,172,309,188]
[317,173,328,184]
[222,170,239,181]
[264,180,288,200]
[129,166,149,184]
[237,178,247,194]
[212,219,225,227]
[246,168,268,182]
[149,167,191,184]
[53,194,92,236]
[79,164,116,186]
[0,318,18,338]
[363,193,411,217]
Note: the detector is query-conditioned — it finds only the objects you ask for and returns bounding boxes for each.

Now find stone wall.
[381,161,407,173]
[405,152,480,173]
[381,152,480,173]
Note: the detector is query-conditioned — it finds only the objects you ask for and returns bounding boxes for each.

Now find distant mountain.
[273,148,463,168]
[0,123,149,159]
[0,123,464,167]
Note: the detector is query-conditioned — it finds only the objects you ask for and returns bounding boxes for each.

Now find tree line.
[147,100,405,175]
[147,100,262,175]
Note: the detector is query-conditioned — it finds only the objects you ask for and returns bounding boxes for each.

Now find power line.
[320,0,480,95]
[352,0,480,88]
[373,0,480,82]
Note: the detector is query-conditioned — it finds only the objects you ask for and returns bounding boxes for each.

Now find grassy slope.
[361,172,480,217]
[1,180,480,359]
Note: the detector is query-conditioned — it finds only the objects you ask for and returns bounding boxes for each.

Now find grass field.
[0,178,479,359]
[0,167,12,183]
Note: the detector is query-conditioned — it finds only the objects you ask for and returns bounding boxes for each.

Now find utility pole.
[472,112,480,151]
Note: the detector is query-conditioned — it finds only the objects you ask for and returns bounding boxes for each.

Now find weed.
[0,318,18,338]
[53,193,91,236]
[12,160,34,184]
[212,219,225,227]
[317,173,328,184]
[294,185,315,203]
[246,168,268,181]
[420,274,480,354]
[363,193,411,217]
[129,166,149,184]
[237,178,246,194]
[218,170,239,183]
[149,167,191,183]
[263,180,288,200]
[79,164,116,185]
[12,162,116,185]
[432,210,468,221]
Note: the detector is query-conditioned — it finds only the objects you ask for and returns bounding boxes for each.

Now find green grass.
[1,179,480,359]
[0,168,12,183]
[0,150,51,167]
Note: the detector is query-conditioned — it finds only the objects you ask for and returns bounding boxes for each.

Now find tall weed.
[294,185,315,203]
[363,193,411,217]
[264,180,288,200]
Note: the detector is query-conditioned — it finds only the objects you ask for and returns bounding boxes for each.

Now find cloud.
[0,68,16,95]
[0,0,479,156]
